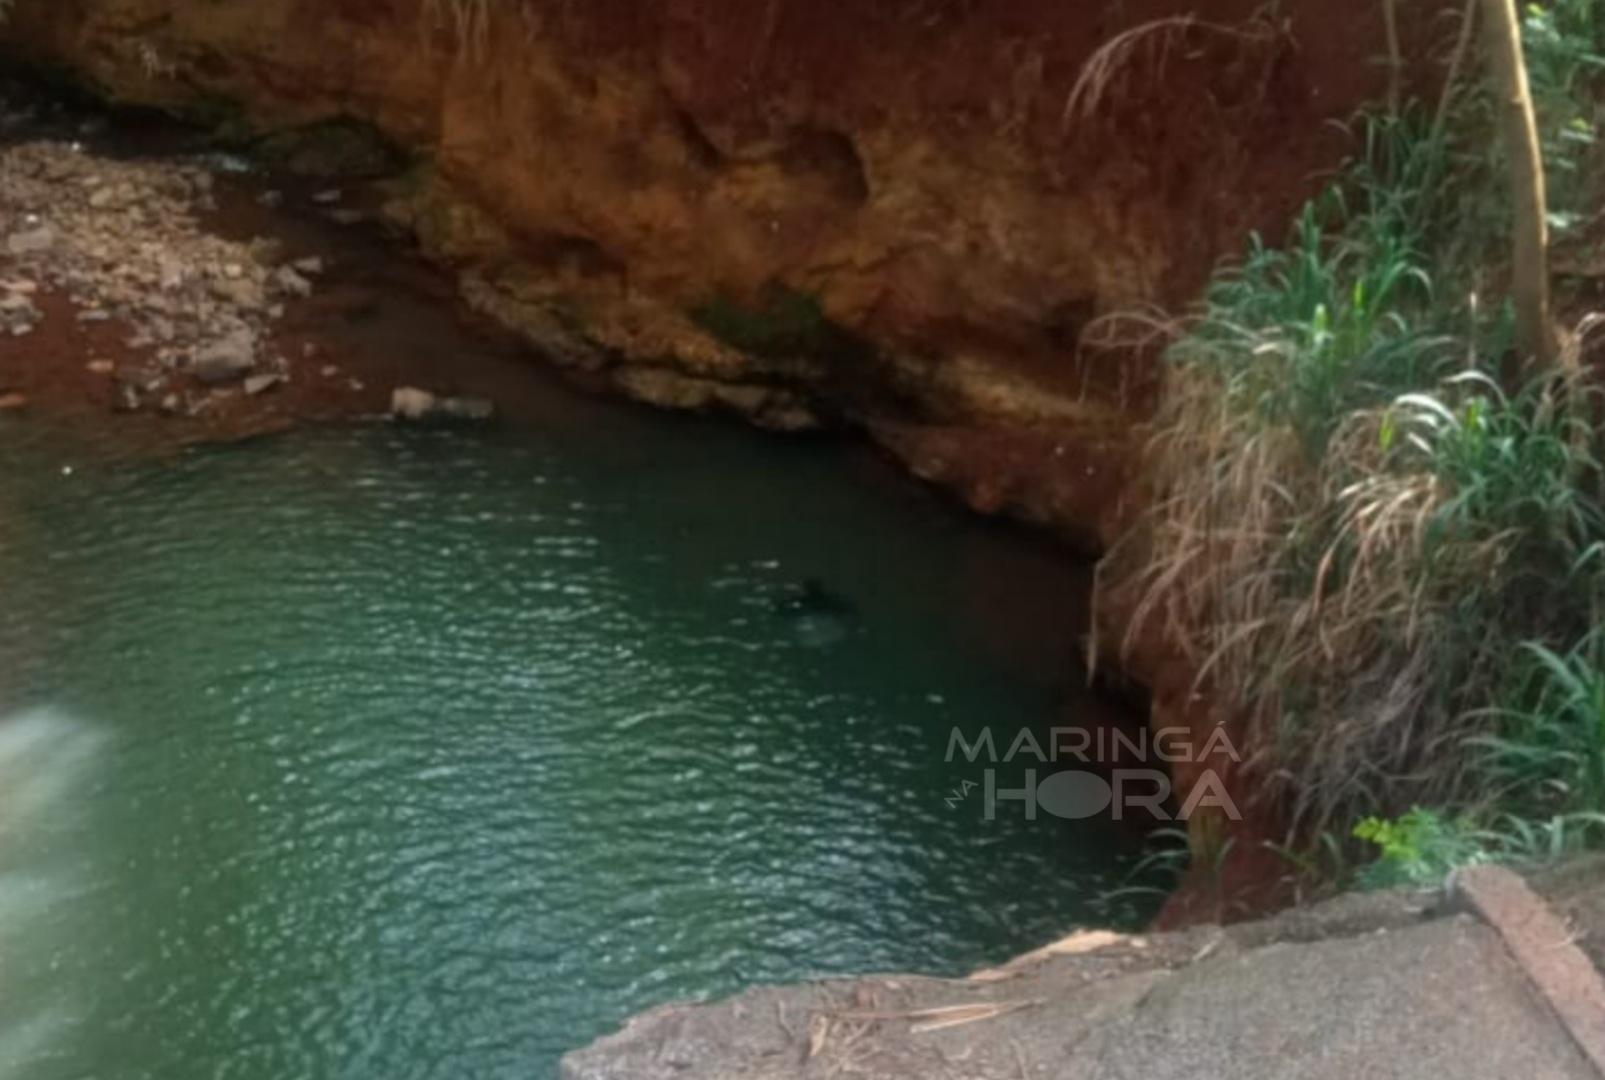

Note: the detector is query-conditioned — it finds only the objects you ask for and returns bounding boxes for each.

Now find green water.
[0,398,1153,1077]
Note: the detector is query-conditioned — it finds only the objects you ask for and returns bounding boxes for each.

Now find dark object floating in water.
[775,577,857,618]
[773,577,860,645]
[774,579,859,647]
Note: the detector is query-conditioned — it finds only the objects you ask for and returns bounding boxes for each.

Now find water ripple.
[0,419,1155,1079]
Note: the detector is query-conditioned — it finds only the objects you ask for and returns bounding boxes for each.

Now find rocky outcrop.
[1,0,1416,541]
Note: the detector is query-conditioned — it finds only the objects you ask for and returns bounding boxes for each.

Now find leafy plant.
[1352,808,1490,888]
[1521,0,1605,222]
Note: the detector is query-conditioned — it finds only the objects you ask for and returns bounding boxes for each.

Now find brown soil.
[1,286,351,443]
[868,419,1137,554]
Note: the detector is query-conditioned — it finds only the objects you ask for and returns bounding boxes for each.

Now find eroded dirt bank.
[0,0,1424,543]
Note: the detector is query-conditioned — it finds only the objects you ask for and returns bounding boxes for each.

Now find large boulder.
[188,328,258,384]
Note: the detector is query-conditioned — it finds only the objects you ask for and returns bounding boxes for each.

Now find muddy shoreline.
[0,83,1128,527]
[0,75,1144,556]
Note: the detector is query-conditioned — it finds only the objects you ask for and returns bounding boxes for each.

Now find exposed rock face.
[2,0,1410,528]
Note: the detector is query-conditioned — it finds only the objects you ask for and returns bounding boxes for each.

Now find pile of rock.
[0,139,325,411]
[0,277,40,336]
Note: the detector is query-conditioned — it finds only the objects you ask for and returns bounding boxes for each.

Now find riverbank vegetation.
[1103,0,1605,889]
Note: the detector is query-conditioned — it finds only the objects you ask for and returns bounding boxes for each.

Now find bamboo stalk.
[1382,0,1404,114]
[1480,0,1559,372]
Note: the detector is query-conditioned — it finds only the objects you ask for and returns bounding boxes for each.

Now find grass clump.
[1478,637,1605,817]
[1104,0,1605,877]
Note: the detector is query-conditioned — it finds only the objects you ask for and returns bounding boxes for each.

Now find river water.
[0,91,1157,1080]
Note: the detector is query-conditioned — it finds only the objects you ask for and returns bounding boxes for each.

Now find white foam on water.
[0,706,108,833]
[0,706,109,1076]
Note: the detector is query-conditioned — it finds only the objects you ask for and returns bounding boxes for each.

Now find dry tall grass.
[1088,52,1605,831]
[1109,339,1604,828]
[1061,15,1278,128]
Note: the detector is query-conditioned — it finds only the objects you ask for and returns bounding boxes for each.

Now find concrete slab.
[1070,914,1594,1080]
[563,894,1599,1080]
[1453,866,1605,1073]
